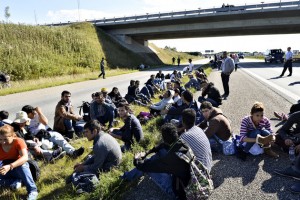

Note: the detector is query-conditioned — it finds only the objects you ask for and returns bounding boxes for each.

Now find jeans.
[221,73,230,96]
[112,130,131,152]
[198,96,219,107]
[243,129,270,153]
[121,148,176,199]
[49,131,75,154]
[63,119,83,133]
[97,110,114,128]
[0,162,37,194]
[140,86,151,99]
[146,85,155,97]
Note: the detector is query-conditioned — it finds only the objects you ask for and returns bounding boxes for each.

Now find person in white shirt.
[188,59,194,73]
[220,51,235,99]
[280,47,293,77]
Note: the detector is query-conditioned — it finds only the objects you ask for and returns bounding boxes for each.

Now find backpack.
[28,159,40,181]
[71,172,99,193]
[78,101,90,122]
[176,149,214,200]
[137,111,153,125]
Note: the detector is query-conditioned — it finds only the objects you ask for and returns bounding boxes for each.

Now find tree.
[4,6,11,22]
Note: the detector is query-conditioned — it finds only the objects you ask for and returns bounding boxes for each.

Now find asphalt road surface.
[0,59,208,126]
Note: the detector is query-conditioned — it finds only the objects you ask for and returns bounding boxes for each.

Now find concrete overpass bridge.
[53,1,300,53]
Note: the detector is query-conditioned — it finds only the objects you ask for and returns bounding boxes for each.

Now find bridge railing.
[48,1,300,26]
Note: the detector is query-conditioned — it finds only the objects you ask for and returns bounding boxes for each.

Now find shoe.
[71,147,85,159]
[274,111,282,120]
[49,147,66,163]
[279,74,283,77]
[290,182,300,194]
[288,74,292,77]
[281,113,288,121]
[10,179,22,191]
[66,175,73,184]
[256,134,275,146]
[27,191,38,200]
[274,167,300,180]
[264,148,279,158]
[236,148,247,161]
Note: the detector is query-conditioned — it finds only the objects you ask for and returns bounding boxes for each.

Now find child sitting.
[238,102,278,160]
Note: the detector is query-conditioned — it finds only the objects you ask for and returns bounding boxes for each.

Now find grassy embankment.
[0,22,200,96]
[0,64,211,200]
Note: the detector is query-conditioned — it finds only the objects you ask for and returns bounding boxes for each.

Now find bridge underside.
[98,9,300,52]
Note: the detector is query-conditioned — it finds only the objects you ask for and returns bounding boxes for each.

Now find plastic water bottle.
[289,145,296,164]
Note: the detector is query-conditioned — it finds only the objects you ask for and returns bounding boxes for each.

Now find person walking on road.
[98,57,106,79]
[172,57,175,65]
[177,57,181,66]
[280,47,293,77]
[220,51,235,99]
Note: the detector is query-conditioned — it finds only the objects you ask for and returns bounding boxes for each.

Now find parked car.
[264,49,284,63]
[238,52,244,59]
[217,4,244,12]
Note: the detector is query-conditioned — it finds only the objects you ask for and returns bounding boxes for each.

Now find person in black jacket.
[198,82,222,107]
[132,123,191,200]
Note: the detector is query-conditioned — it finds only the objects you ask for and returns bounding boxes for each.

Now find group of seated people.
[1,65,300,199]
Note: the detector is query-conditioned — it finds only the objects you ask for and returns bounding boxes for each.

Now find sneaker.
[274,167,300,180]
[71,147,85,159]
[10,179,22,191]
[288,74,292,77]
[49,147,66,163]
[236,148,247,161]
[27,191,38,200]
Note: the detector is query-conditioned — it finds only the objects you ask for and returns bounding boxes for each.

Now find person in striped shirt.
[238,102,278,160]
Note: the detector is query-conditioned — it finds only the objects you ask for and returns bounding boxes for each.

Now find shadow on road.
[289,81,300,86]
[267,76,288,80]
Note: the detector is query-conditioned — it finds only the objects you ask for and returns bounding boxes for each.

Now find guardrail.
[48,1,300,26]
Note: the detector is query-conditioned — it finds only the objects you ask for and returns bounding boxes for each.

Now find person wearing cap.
[149,90,174,116]
[98,57,106,79]
[0,125,39,200]
[22,105,85,159]
[11,111,66,163]
[54,90,83,139]
[101,88,113,104]
[90,92,115,129]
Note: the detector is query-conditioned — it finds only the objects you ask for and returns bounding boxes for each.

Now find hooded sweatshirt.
[199,107,231,141]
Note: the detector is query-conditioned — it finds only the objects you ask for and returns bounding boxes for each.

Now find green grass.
[0,66,211,200]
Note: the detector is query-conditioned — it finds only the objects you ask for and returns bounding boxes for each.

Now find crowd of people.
[1,52,300,199]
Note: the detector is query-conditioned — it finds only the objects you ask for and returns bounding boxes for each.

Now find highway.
[238,58,300,103]
[0,59,208,126]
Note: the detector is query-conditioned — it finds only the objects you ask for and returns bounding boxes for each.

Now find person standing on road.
[98,57,106,79]
[188,59,194,73]
[220,51,235,99]
[280,47,293,77]
[177,57,181,66]
[172,57,175,65]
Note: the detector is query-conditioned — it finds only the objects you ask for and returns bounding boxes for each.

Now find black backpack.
[78,101,91,122]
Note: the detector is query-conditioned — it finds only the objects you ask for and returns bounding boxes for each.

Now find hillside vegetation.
[0,22,200,82]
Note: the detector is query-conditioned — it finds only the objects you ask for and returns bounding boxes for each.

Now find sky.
[0,0,299,53]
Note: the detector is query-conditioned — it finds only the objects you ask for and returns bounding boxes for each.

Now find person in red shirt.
[0,125,38,200]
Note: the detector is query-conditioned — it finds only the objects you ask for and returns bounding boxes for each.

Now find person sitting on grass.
[198,101,231,153]
[238,102,278,161]
[145,74,161,97]
[22,105,84,159]
[275,111,300,153]
[108,87,126,108]
[54,90,83,139]
[149,90,174,116]
[11,111,66,163]
[124,123,192,200]
[0,110,12,127]
[172,88,182,107]
[170,70,181,83]
[173,81,186,96]
[90,92,115,130]
[71,120,122,176]
[198,82,222,107]
[135,80,152,104]
[184,74,201,91]
[108,102,143,152]
[0,125,38,200]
